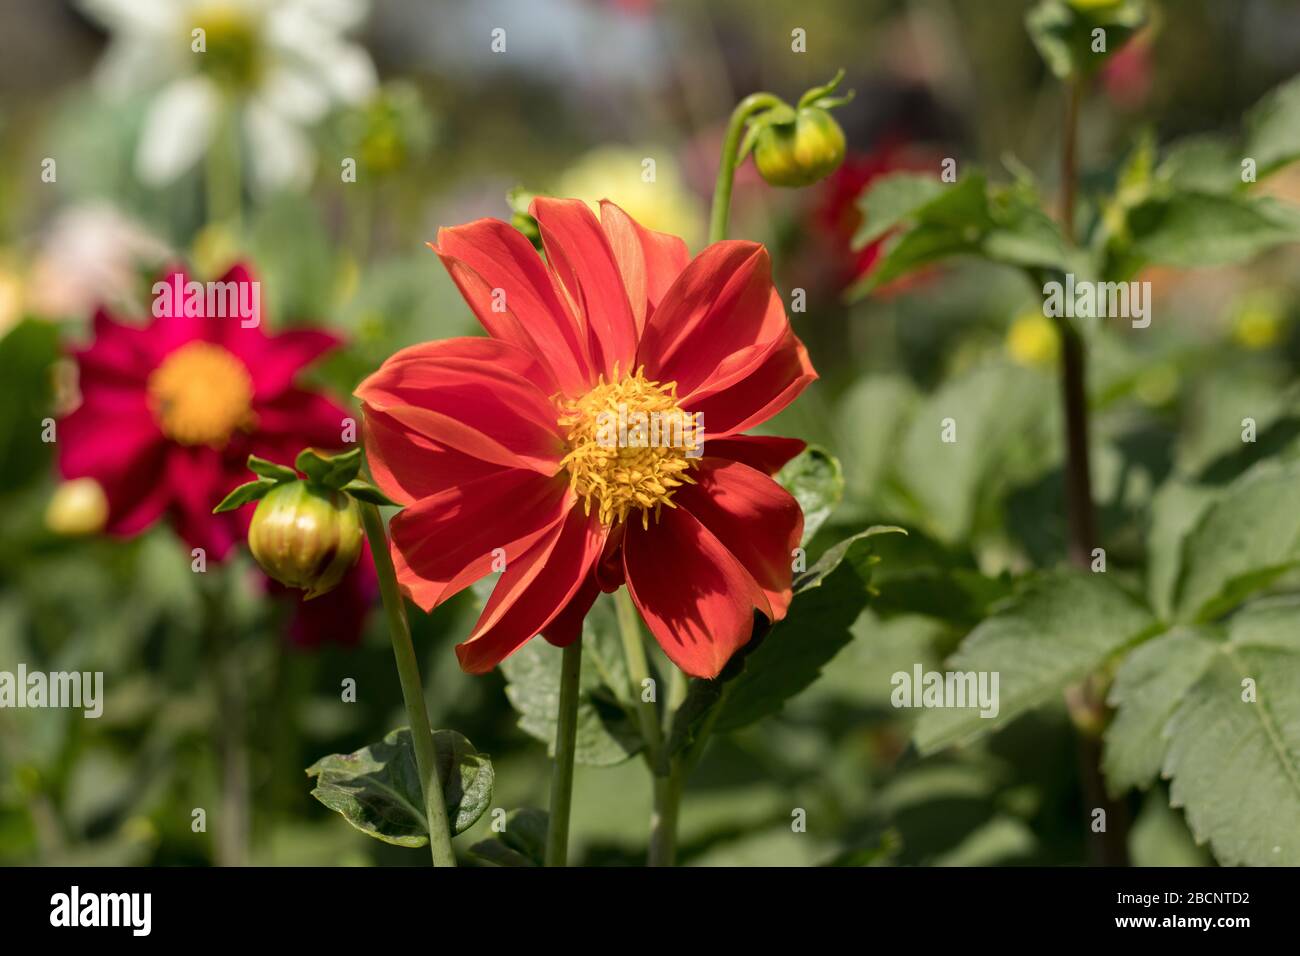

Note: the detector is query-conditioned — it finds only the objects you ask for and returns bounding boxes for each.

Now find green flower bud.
[753,107,847,188]
[248,481,364,600]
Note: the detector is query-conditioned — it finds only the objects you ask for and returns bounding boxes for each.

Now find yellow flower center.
[147,341,256,447]
[191,5,264,90]
[558,366,702,528]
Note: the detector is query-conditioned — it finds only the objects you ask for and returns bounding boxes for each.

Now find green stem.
[205,98,242,230]
[615,587,662,760]
[648,770,683,867]
[360,503,457,867]
[708,92,783,244]
[544,640,583,867]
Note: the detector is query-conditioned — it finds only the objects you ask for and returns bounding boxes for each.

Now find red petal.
[674,459,802,620]
[432,219,593,394]
[636,241,774,397]
[531,197,639,380]
[356,337,567,476]
[684,327,817,437]
[623,505,769,679]
[224,326,341,401]
[541,569,601,647]
[361,408,510,506]
[598,200,690,335]
[388,469,570,612]
[455,506,605,674]
[702,434,806,474]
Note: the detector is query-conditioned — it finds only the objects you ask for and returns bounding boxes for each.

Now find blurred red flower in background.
[358,198,815,678]
[59,263,348,559]
[809,139,938,294]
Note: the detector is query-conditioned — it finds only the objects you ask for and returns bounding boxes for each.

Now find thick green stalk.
[708,92,783,243]
[360,503,457,867]
[544,640,583,867]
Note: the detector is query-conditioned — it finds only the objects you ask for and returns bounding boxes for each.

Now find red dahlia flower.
[59,263,350,560]
[357,198,816,679]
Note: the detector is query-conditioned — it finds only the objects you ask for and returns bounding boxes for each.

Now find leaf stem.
[360,502,457,867]
[708,92,784,244]
[544,639,583,867]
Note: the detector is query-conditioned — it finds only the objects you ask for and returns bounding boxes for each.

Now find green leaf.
[295,447,363,489]
[306,728,494,846]
[0,320,59,493]
[1162,597,1300,865]
[1103,627,1219,795]
[1156,136,1243,195]
[1127,191,1300,268]
[1172,460,1300,622]
[1244,73,1300,177]
[212,478,277,513]
[893,361,1056,543]
[246,455,297,482]
[500,595,642,767]
[852,172,956,248]
[668,526,904,753]
[914,571,1157,754]
[1025,0,1148,80]
[1145,480,1216,621]
[775,446,844,546]
[469,808,547,867]
[342,478,399,506]
[848,172,1075,299]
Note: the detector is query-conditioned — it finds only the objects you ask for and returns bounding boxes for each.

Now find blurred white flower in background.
[26,202,172,319]
[78,0,377,194]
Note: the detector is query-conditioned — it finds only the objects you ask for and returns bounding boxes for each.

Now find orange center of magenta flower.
[147,341,256,447]
[557,365,701,528]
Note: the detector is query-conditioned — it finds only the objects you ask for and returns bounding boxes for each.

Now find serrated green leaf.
[307,728,494,846]
[1145,480,1216,621]
[1173,460,1300,622]
[1103,627,1219,795]
[213,478,277,513]
[914,570,1157,754]
[851,172,954,248]
[1156,136,1243,195]
[1163,597,1300,865]
[776,446,843,546]
[500,596,642,767]
[1127,191,1300,268]
[246,455,297,482]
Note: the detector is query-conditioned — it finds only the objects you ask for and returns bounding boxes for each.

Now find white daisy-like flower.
[79,0,377,194]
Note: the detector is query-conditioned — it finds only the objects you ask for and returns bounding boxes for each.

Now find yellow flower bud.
[1006,312,1061,368]
[248,481,364,599]
[45,478,109,536]
[753,108,847,188]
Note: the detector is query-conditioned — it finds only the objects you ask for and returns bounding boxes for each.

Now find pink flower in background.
[59,263,349,560]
